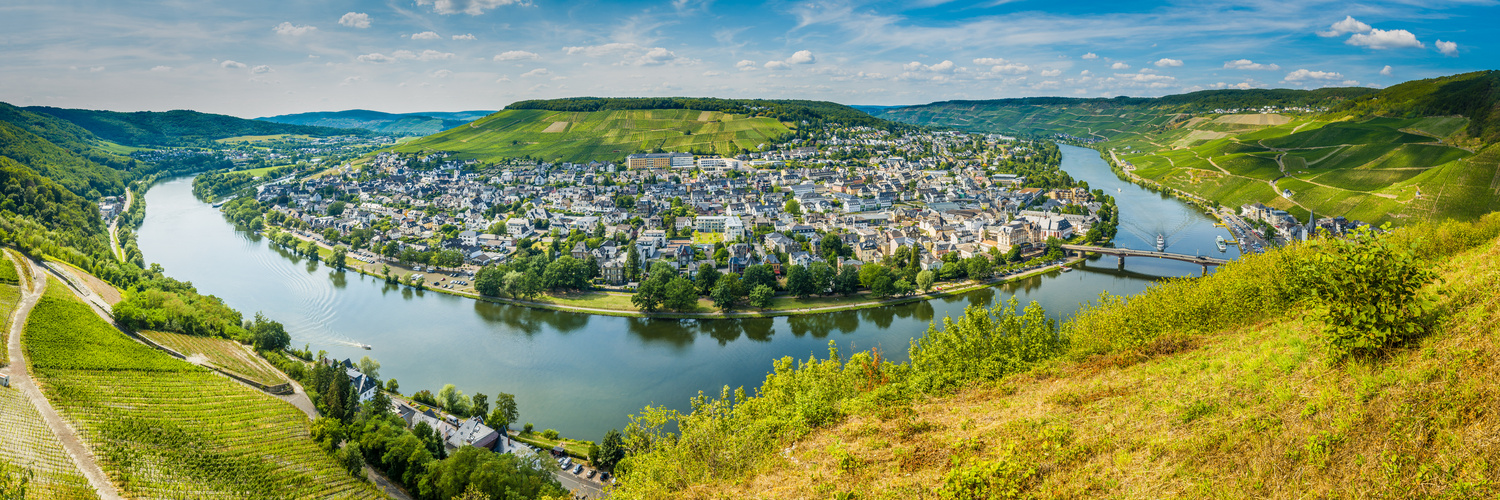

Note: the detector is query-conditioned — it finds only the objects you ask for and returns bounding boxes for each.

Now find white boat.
[359,343,372,350]
[1156,233,1166,252]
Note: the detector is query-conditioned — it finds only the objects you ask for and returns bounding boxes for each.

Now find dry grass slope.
[676,234,1500,499]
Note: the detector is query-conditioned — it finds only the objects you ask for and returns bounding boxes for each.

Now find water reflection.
[474,299,591,335]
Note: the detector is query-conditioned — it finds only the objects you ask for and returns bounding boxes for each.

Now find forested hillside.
[256,109,494,136]
[25,106,366,148]
[873,72,1500,224]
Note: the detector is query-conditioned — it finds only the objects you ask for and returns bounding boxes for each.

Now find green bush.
[1304,226,1440,361]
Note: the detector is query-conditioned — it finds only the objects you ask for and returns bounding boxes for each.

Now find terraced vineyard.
[23,280,379,499]
[0,387,98,499]
[877,94,1500,224]
[139,330,288,387]
[395,108,791,162]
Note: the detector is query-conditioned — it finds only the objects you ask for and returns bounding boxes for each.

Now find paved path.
[5,255,123,500]
[107,189,133,262]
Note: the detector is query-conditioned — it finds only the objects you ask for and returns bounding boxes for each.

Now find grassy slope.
[138,330,289,387]
[23,280,379,499]
[875,74,1500,225]
[394,108,791,162]
[677,224,1500,499]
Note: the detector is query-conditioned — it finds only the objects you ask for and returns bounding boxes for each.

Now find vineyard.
[139,330,288,387]
[0,388,98,499]
[1,278,16,365]
[23,280,381,499]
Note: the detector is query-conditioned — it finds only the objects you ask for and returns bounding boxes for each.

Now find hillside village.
[240,125,1111,290]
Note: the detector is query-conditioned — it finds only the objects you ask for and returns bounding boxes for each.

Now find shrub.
[1304,225,1440,361]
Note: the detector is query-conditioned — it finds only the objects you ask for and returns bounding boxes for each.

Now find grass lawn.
[512,432,593,460]
[692,232,724,245]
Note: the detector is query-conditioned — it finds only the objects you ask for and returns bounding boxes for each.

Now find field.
[394,108,792,162]
[138,330,288,387]
[214,134,312,144]
[24,280,379,499]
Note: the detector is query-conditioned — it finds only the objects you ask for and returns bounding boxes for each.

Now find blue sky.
[0,0,1493,117]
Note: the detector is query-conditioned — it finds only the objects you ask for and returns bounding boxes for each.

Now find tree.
[598,429,626,472]
[858,263,888,290]
[832,265,861,296]
[893,279,914,297]
[742,264,777,291]
[358,355,381,380]
[966,256,994,280]
[785,264,816,298]
[432,249,463,269]
[339,441,365,477]
[310,417,344,452]
[248,312,291,352]
[543,256,586,291]
[869,274,895,298]
[695,264,721,295]
[818,233,845,262]
[489,393,519,430]
[466,394,487,420]
[632,279,664,312]
[784,199,802,216]
[386,379,400,394]
[625,244,641,281]
[664,276,698,311]
[329,246,348,270]
[916,269,936,291]
[439,384,471,417]
[749,284,775,309]
[474,266,505,296]
[809,261,835,295]
[711,273,743,310]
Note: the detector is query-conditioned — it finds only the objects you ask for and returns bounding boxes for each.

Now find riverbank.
[273,227,1085,319]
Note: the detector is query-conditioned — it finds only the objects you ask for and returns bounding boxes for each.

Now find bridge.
[1061,244,1231,274]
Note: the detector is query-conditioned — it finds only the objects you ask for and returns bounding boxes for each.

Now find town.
[209,123,1119,310]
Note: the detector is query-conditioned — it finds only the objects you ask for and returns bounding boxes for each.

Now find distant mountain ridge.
[256,109,496,137]
[23,106,366,148]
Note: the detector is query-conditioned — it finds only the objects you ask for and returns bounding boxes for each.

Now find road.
[5,253,124,500]
[107,189,133,262]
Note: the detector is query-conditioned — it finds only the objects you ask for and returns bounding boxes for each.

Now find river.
[136,144,1236,440]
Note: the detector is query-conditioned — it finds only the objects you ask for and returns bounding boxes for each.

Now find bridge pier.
[1201,264,1208,276]
[1117,254,1125,270]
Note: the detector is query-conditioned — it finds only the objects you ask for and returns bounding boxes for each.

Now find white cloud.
[150,65,171,72]
[1081,52,1098,60]
[1040,69,1062,77]
[905,60,957,72]
[410,31,442,40]
[563,43,641,57]
[990,63,1030,74]
[972,57,1007,65]
[764,60,789,70]
[520,68,550,77]
[1284,69,1344,82]
[1110,62,1130,70]
[453,34,476,41]
[1318,16,1370,37]
[1116,73,1174,83]
[338,12,371,29]
[340,76,362,86]
[1080,70,1092,76]
[1347,28,1424,50]
[251,65,272,74]
[1223,59,1279,71]
[1208,81,1259,90]
[636,47,688,66]
[787,50,817,65]
[1341,80,1359,86]
[415,0,528,16]
[273,22,317,36]
[221,60,247,69]
[736,60,758,71]
[431,69,453,78]
[1380,65,1393,76]
[494,50,539,61]
[1154,58,1183,67]
[89,66,105,73]
[395,50,455,61]
[357,50,453,63]
[703,70,725,77]
[1436,40,1458,56]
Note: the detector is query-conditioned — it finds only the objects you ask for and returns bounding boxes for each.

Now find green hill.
[393,97,899,162]
[24,106,367,148]
[255,109,494,137]
[872,73,1499,225]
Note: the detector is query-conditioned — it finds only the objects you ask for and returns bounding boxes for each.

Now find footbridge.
[1061,245,1230,274]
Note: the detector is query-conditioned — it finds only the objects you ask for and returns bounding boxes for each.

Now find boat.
[359,343,372,350]
[1061,266,1073,272]
[1217,235,1228,252]
[1155,233,1166,252]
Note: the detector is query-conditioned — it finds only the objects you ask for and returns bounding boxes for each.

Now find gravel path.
[6,256,123,500]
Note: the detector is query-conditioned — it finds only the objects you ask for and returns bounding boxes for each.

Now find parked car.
[572,464,584,474]
[587,470,597,479]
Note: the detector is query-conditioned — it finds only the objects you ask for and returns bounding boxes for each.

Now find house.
[339,359,382,404]
[602,255,627,285]
[447,416,502,450]
[458,230,478,247]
